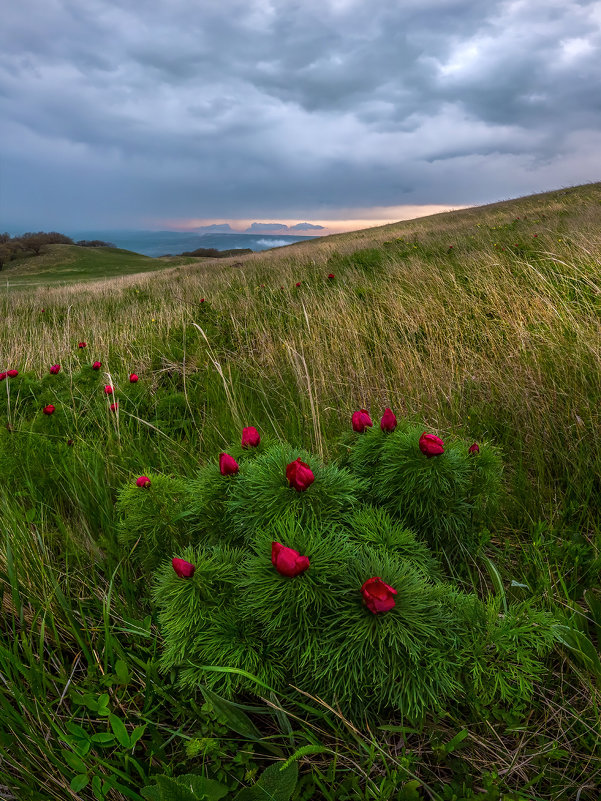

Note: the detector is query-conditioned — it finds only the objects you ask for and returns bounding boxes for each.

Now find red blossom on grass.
[172,557,195,578]
[361,577,397,614]
[328,273,335,279]
[92,361,102,370]
[286,457,315,491]
[352,409,373,433]
[419,432,445,457]
[295,282,301,287]
[104,385,114,395]
[110,402,118,412]
[219,452,239,476]
[0,373,6,381]
[241,426,260,448]
[468,442,480,455]
[43,404,55,415]
[200,298,205,303]
[78,342,87,348]
[7,370,18,378]
[49,364,61,374]
[136,476,151,488]
[380,407,397,432]
[129,373,139,383]
[271,542,310,577]
[67,439,74,446]
[533,234,538,238]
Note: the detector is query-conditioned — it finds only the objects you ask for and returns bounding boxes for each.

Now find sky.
[1,0,600,234]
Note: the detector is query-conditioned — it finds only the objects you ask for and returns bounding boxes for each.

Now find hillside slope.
[0,243,196,287]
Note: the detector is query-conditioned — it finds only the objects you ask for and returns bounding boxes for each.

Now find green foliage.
[228,443,362,540]
[361,424,501,566]
[346,506,442,580]
[117,473,191,571]
[186,462,243,546]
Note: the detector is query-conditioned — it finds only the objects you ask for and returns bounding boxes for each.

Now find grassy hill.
[0,243,197,287]
[1,182,600,799]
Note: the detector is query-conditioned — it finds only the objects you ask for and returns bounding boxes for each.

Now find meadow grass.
[1,183,600,799]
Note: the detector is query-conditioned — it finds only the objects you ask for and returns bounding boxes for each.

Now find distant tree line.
[176,247,253,258]
[0,232,114,269]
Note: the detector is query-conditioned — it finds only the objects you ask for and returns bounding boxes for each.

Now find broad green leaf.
[70,773,90,792]
[115,659,130,685]
[61,748,87,774]
[233,761,298,801]
[200,686,263,741]
[109,714,131,748]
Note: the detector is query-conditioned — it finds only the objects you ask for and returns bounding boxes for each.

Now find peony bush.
[131,415,556,722]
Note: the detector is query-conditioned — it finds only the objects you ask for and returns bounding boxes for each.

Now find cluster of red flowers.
[0,370,19,380]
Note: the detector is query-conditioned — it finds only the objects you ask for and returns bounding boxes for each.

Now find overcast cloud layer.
[1,0,600,230]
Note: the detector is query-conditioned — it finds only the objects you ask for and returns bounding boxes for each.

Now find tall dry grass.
[1,182,600,525]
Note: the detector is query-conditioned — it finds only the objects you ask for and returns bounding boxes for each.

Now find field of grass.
[1,183,600,800]
[0,244,196,288]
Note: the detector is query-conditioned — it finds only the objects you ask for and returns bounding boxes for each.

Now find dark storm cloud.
[1,0,600,228]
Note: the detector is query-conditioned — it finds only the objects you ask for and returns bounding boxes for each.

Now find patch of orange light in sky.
[154,205,469,236]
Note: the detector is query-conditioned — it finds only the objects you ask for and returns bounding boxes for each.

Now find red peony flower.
[172,557,195,578]
[129,373,139,383]
[219,452,239,476]
[0,373,6,381]
[43,404,55,415]
[468,442,480,455]
[104,385,113,395]
[78,342,87,348]
[49,364,61,374]
[286,457,315,491]
[136,476,151,488]
[361,577,397,614]
[352,409,373,433]
[419,432,445,457]
[110,402,118,411]
[7,370,18,378]
[200,298,205,303]
[295,281,301,287]
[241,426,260,448]
[380,407,397,432]
[271,542,310,577]
[92,361,102,370]
[328,273,335,279]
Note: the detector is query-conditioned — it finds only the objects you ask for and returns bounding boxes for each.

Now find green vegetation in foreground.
[0,243,197,287]
[1,183,600,800]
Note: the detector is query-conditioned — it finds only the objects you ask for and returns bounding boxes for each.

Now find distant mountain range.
[195,222,326,234]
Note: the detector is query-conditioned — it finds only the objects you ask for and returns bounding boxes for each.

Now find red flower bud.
[219,452,239,475]
[136,476,151,488]
[49,364,61,374]
[468,442,480,455]
[7,370,18,378]
[286,457,315,491]
[361,577,397,614]
[241,426,260,448]
[78,342,87,348]
[295,282,301,287]
[328,273,335,279]
[419,432,444,457]
[271,542,310,577]
[110,402,118,411]
[352,409,373,433]
[380,407,397,432]
[92,361,102,370]
[104,385,113,395]
[43,404,55,415]
[129,373,139,383]
[172,557,195,578]
[200,298,205,303]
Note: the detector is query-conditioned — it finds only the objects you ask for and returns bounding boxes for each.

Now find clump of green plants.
[147,421,553,723]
